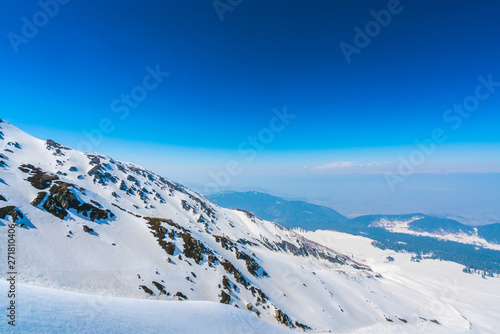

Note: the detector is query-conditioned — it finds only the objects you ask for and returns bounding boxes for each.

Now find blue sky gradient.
[1,1,500,194]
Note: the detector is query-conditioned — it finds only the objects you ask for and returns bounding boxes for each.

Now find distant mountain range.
[206,191,348,230]
[208,191,500,244]
[347,214,500,245]
[207,191,500,274]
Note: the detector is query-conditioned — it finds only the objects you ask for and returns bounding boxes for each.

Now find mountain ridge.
[0,119,473,332]
[207,191,348,231]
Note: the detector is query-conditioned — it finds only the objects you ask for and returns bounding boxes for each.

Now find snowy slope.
[298,229,500,334]
[0,119,479,332]
[0,281,289,334]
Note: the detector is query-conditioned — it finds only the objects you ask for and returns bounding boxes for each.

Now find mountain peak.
[2,121,412,332]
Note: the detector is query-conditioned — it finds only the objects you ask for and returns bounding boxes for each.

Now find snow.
[372,217,500,251]
[1,120,499,333]
[298,229,500,334]
[0,281,289,334]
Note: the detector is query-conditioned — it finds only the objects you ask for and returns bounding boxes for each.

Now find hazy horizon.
[3,1,499,225]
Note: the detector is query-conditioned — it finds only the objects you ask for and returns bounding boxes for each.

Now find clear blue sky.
[1,0,500,187]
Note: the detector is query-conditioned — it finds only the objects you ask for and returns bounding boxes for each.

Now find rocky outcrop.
[29,178,114,222]
[82,225,94,233]
[152,281,167,295]
[140,285,153,296]
[273,309,295,329]
[182,233,209,264]
[220,290,231,304]
[45,140,70,156]
[19,164,59,190]
[0,206,24,222]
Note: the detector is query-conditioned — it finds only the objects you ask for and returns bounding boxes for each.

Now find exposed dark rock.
[140,285,153,296]
[214,235,268,277]
[152,281,167,294]
[88,164,117,185]
[145,217,186,232]
[235,208,256,219]
[0,206,23,222]
[87,155,101,165]
[235,249,267,277]
[7,141,21,149]
[221,260,249,288]
[156,176,188,195]
[152,189,166,203]
[82,225,94,233]
[69,166,78,172]
[181,200,195,213]
[214,235,236,251]
[182,232,209,264]
[208,253,218,264]
[41,181,114,221]
[145,217,186,256]
[31,192,47,206]
[256,288,268,304]
[126,175,140,187]
[165,242,175,255]
[119,180,128,191]
[45,140,70,156]
[295,321,311,331]
[116,164,127,173]
[188,195,216,218]
[273,309,295,328]
[138,189,149,202]
[174,291,187,300]
[18,164,35,173]
[222,275,231,290]
[220,290,231,304]
[237,238,259,247]
[21,165,59,190]
[90,200,103,208]
[0,194,6,201]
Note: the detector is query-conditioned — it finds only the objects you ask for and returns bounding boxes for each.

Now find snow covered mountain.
[208,191,500,251]
[348,214,500,251]
[0,120,480,333]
